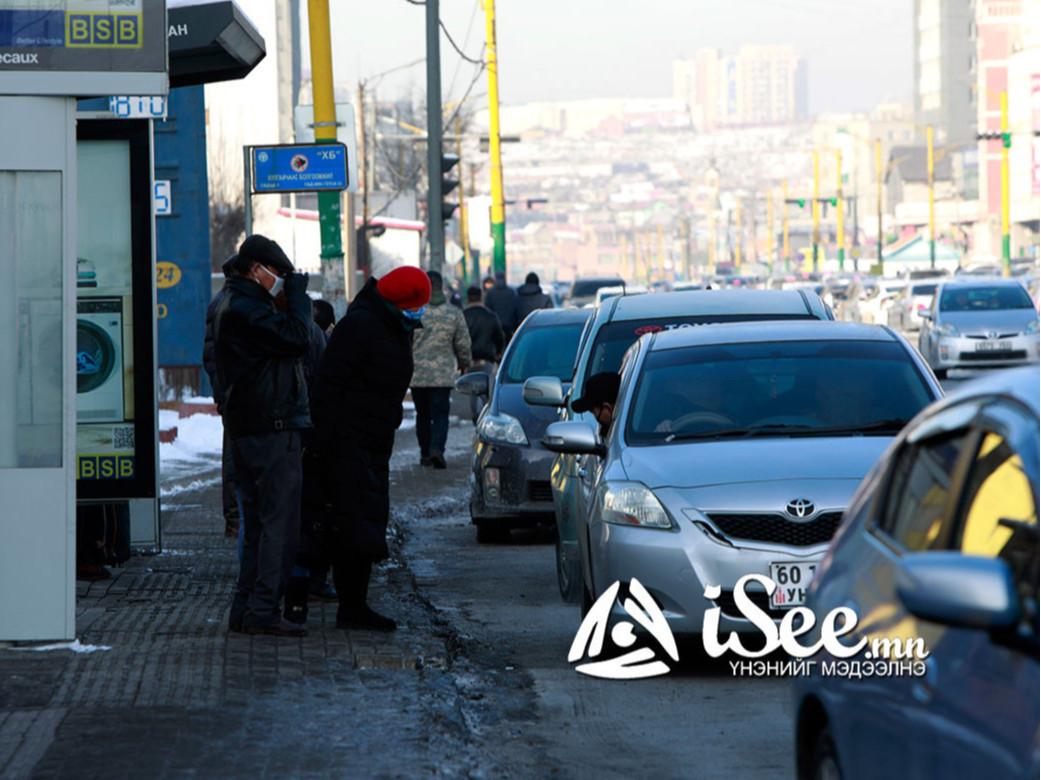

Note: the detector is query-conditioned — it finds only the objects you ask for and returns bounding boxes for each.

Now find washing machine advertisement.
[75,121,157,503]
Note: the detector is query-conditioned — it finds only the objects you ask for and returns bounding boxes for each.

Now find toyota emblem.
[785,499,815,518]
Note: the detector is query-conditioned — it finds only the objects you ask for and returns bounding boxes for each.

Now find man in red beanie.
[304,266,430,631]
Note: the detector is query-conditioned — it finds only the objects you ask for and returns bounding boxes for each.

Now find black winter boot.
[283,576,310,625]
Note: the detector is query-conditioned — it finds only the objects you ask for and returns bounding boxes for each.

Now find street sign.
[109,96,167,119]
[153,180,171,215]
[293,103,359,194]
[251,143,349,193]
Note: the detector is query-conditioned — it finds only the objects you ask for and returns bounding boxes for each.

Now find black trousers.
[230,430,303,627]
[412,386,451,457]
[221,425,240,526]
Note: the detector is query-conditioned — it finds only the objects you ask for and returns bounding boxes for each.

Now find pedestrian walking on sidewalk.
[484,270,519,341]
[214,235,312,638]
[307,266,431,632]
[515,272,554,323]
[411,271,472,468]
[462,286,504,423]
[202,254,242,538]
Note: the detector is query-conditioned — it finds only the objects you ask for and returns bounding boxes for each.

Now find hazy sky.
[307,0,913,115]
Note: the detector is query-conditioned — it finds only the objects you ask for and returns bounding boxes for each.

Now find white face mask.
[256,265,284,298]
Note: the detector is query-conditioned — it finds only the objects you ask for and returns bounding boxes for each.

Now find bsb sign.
[0,0,167,95]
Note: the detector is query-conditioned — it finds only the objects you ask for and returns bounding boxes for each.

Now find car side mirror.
[523,376,566,407]
[920,311,933,321]
[542,421,605,457]
[896,552,1019,630]
[455,371,490,397]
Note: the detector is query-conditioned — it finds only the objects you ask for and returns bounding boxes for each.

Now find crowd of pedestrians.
[206,235,550,636]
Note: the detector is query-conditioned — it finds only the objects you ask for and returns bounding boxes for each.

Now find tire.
[475,519,509,544]
[580,578,595,617]
[808,726,843,780]
[556,537,581,603]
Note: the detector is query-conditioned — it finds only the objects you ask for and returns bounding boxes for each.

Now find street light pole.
[836,148,844,272]
[767,188,774,276]
[735,198,742,272]
[812,150,820,272]
[483,0,507,276]
[876,138,883,268]
[927,125,935,269]
[425,0,446,275]
[1001,91,1011,276]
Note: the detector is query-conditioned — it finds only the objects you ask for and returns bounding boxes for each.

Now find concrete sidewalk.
[0,418,516,779]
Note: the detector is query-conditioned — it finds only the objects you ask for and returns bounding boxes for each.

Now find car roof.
[935,365,1040,416]
[648,320,897,350]
[521,307,592,327]
[600,289,820,321]
[937,277,1026,290]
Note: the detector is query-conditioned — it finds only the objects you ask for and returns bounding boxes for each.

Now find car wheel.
[556,537,581,603]
[475,519,509,544]
[809,726,843,780]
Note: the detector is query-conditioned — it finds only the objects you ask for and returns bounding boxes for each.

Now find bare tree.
[207,131,245,271]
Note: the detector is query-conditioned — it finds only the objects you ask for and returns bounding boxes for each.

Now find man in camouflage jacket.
[410,270,473,468]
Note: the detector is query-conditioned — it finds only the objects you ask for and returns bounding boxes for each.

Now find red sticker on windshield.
[635,325,663,336]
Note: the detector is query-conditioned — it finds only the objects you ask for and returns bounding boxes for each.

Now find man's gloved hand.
[284,271,309,295]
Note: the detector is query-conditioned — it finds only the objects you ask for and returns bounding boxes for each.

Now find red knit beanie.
[376,266,432,310]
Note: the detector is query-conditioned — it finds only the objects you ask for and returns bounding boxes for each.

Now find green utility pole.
[425,0,446,275]
[484,0,506,275]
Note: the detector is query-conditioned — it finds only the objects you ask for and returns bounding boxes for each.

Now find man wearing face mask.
[307,265,431,632]
[570,372,621,438]
[214,234,312,637]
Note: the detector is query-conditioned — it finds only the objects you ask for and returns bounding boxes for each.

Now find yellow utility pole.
[455,114,470,285]
[307,0,345,307]
[836,148,845,271]
[767,189,775,275]
[656,224,664,279]
[812,150,820,272]
[783,179,790,272]
[483,0,506,274]
[927,125,936,269]
[644,228,652,282]
[1001,91,1011,276]
[619,233,628,280]
[706,166,718,275]
[735,199,742,271]
[876,138,883,268]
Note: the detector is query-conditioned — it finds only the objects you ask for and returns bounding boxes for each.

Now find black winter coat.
[483,280,519,338]
[307,278,417,560]
[463,304,505,362]
[202,287,227,409]
[309,277,415,455]
[213,276,313,436]
[515,282,554,323]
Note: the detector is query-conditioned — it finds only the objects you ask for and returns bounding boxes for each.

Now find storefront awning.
[167,0,265,88]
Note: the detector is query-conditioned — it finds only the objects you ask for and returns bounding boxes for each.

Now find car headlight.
[939,323,959,337]
[477,412,528,445]
[598,482,673,529]
[1027,320,1039,334]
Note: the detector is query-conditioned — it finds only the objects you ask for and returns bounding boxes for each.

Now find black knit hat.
[221,254,238,278]
[235,234,294,275]
[571,372,621,413]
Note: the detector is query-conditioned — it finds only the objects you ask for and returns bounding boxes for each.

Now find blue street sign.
[252,143,348,193]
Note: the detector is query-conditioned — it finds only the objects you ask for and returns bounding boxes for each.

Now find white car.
[887,280,939,331]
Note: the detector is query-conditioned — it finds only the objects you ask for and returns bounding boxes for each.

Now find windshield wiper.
[663,418,910,443]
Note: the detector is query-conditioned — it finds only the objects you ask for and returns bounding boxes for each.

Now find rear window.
[940,286,1033,312]
[584,313,813,384]
[501,323,586,383]
[912,284,937,296]
[571,278,624,298]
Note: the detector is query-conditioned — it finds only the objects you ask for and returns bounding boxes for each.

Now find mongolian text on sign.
[251,143,349,194]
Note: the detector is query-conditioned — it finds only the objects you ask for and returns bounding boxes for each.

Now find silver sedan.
[544,322,943,638]
[918,277,1040,378]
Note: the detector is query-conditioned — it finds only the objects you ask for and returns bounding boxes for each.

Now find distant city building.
[673,45,807,131]
[913,0,976,145]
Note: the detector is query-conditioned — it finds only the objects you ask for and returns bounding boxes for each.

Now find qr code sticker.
[113,426,135,451]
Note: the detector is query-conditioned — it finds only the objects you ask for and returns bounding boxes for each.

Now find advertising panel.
[0,0,167,95]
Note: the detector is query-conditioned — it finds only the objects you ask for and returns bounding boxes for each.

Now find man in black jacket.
[483,270,519,341]
[214,234,312,637]
[515,271,554,323]
[462,286,505,423]
[307,265,431,632]
[203,255,241,538]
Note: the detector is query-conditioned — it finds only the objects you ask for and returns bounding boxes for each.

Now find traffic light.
[441,153,460,221]
[785,198,807,209]
[977,130,1012,148]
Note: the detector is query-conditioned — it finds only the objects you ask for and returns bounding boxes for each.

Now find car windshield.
[939,286,1033,312]
[625,340,934,445]
[911,284,937,296]
[501,323,586,383]
[584,313,814,384]
[570,278,624,298]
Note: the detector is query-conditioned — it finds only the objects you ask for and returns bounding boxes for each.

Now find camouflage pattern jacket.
[411,294,473,387]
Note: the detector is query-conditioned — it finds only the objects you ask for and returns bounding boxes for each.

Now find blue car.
[793,366,1039,780]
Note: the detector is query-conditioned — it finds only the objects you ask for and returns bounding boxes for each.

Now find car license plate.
[975,340,1012,352]
[769,561,817,609]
